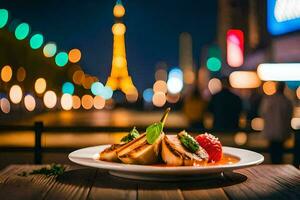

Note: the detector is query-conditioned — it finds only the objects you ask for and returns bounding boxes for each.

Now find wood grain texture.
[223,165,300,200]
[0,164,300,200]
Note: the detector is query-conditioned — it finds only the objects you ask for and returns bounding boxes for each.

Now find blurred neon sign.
[226,29,244,67]
[268,0,300,35]
[257,63,300,81]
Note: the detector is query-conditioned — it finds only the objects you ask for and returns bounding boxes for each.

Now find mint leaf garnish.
[121,127,140,143]
[146,122,163,144]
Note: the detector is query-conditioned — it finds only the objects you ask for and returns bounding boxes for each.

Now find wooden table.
[0,164,299,200]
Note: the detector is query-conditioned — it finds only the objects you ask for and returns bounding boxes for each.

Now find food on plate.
[161,131,208,166]
[99,127,140,162]
[195,133,222,162]
[100,108,170,164]
[99,108,226,166]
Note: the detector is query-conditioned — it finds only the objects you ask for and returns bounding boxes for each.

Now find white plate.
[69,145,264,181]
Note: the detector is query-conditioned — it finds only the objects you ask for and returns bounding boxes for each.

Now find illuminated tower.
[106,0,136,94]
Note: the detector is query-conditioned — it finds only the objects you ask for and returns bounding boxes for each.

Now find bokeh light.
[68,49,81,63]
[166,93,180,104]
[1,65,12,82]
[91,82,104,96]
[82,75,94,89]
[72,70,85,85]
[227,29,244,67]
[251,117,264,131]
[62,82,75,95]
[167,78,183,94]
[93,96,105,109]
[208,78,222,95]
[43,91,57,109]
[34,78,47,94]
[297,87,300,99]
[113,4,125,17]
[258,63,300,81]
[152,92,166,107]
[61,94,73,111]
[229,71,261,89]
[30,34,44,49]
[15,22,30,40]
[234,132,247,145]
[153,80,167,93]
[9,85,23,104]
[16,67,26,82]
[206,57,221,72]
[24,94,36,112]
[102,86,113,100]
[263,81,276,96]
[43,42,57,57]
[0,98,10,114]
[72,95,81,109]
[143,88,153,103]
[0,9,9,28]
[291,118,300,130]
[55,52,68,67]
[81,95,93,110]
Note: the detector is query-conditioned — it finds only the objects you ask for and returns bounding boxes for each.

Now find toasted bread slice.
[99,144,125,162]
[117,133,164,165]
[162,135,208,166]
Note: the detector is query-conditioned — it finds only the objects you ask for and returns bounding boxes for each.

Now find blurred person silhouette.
[259,82,293,164]
[246,88,263,126]
[183,88,207,129]
[208,78,242,131]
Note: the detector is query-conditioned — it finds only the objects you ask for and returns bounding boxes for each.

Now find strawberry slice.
[195,133,222,162]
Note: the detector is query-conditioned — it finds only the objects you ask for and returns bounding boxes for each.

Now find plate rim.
[68,144,264,173]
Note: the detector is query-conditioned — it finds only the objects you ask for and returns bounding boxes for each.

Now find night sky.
[1,0,217,91]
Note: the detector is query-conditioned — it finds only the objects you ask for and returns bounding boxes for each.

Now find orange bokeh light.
[68,49,81,63]
[263,81,276,96]
[72,95,81,109]
[81,95,93,110]
[93,96,105,109]
[1,65,12,82]
[152,92,166,107]
[153,80,167,93]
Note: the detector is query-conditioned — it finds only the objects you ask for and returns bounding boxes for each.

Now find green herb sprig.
[146,108,170,144]
[121,127,140,143]
[18,164,65,177]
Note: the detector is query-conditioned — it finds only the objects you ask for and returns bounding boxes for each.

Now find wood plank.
[0,165,96,200]
[223,165,300,200]
[182,188,228,200]
[88,170,137,200]
[43,167,97,200]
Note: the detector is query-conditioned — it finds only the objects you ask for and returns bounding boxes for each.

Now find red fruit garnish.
[195,133,222,162]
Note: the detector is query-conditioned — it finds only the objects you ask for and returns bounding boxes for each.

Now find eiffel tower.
[106,0,136,94]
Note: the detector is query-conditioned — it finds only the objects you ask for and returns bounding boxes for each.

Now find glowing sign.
[229,71,261,89]
[268,0,300,35]
[227,29,244,67]
[257,63,300,81]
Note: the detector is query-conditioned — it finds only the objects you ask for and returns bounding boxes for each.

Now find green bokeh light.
[43,43,57,57]
[15,22,30,40]
[55,52,68,67]
[0,9,9,28]
[206,57,221,72]
[30,34,44,49]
